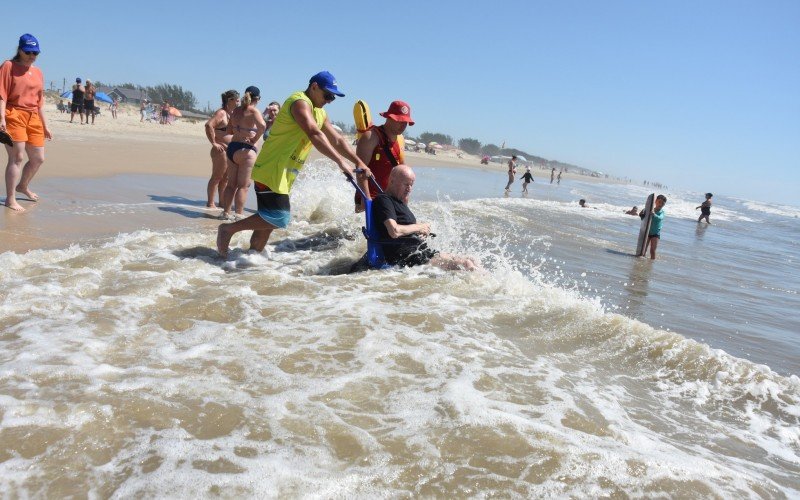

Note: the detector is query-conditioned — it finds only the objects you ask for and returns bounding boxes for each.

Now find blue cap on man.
[309,71,345,97]
[18,33,40,53]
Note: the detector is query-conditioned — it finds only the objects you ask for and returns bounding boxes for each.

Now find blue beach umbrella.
[60,90,72,99]
[94,92,113,104]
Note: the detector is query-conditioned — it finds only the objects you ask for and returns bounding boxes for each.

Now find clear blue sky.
[8,0,799,204]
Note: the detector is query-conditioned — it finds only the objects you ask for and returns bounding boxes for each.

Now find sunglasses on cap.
[23,51,39,56]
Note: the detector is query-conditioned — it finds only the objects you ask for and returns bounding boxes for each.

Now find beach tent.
[516,155,528,162]
[404,139,416,145]
[59,91,72,99]
[433,144,443,149]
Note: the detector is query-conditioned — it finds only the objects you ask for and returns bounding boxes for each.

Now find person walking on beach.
[217,71,371,257]
[520,166,534,194]
[262,101,280,141]
[550,167,556,184]
[83,80,97,125]
[204,89,239,209]
[70,77,84,124]
[696,192,712,224]
[110,98,118,119]
[643,194,667,260]
[219,86,265,220]
[139,99,148,122]
[557,169,562,184]
[504,155,517,192]
[0,34,52,212]
[372,164,479,271]
[354,100,414,212]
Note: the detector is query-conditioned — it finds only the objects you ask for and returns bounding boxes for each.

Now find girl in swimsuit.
[219,86,266,220]
[204,89,239,208]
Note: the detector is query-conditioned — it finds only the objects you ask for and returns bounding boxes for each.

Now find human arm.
[38,87,51,140]
[204,109,227,151]
[291,100,367,180]
[354,129,379,201]
[383,218,431,239]
[322,117,370,176]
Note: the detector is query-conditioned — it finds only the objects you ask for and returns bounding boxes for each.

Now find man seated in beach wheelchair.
[364,164,480,272]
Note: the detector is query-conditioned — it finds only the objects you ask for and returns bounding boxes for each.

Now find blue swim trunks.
[254,182,290,228]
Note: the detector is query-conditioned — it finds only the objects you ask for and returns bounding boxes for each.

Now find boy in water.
[696,192,712,224]
[645,194,667,260]
[520,166,534,194]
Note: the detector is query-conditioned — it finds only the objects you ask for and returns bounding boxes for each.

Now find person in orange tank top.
[354,100,414,212]
[0,34,52,212]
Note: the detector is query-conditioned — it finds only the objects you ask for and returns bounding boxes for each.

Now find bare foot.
[5,201,25,212]
[217,224,232,258]
[16,187,38,201]
[206,203,217,209]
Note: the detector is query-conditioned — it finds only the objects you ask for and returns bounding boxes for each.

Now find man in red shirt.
[354,100,414,212]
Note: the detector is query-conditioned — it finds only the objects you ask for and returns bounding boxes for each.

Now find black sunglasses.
[322,90,336,102]
[23,51,39,56]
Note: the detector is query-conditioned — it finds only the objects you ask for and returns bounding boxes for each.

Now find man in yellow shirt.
[217,71,371,257]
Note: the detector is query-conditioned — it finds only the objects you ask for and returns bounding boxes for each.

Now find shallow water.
[1,162,798,496]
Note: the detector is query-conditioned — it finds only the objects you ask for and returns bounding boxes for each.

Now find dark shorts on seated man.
[389,239,439,267]
[254,181,291,228]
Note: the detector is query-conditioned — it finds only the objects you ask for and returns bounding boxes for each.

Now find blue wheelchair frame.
[347,175,391,269]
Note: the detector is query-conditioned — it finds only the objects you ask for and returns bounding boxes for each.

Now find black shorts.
[70,103,83,112]
[84,100,95,112]
[391,243,439,268]
[254,182,291,228]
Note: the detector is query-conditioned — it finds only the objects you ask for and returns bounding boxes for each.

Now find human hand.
[214,142,226,153]
[44,127,52,140]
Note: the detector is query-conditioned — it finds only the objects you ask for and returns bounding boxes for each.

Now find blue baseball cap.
[244,85,260,99]
[309,71,344,97]
[18,33,40,53]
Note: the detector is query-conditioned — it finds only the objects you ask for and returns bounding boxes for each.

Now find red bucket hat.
[379,100,414,125]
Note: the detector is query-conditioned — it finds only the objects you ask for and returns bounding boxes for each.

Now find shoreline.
[2,104,628,254]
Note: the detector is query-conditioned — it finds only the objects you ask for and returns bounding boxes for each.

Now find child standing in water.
[696,192,712,224]
[647,194,667,260]
[520,166,533,194]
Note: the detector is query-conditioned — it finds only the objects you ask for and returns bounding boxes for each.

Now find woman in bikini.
[219,86,266,220]
[204,89,239,208]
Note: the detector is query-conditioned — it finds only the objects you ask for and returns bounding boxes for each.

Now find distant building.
[97,86,150,104]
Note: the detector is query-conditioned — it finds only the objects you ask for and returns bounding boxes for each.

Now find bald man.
[372,165,479,271]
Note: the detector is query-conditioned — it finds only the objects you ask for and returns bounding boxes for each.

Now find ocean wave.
[0,219,797,495]
[743,201,800,219]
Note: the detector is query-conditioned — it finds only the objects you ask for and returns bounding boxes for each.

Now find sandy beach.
[1,100,614,254]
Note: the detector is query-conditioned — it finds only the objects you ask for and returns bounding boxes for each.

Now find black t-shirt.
[371,194,433,265]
